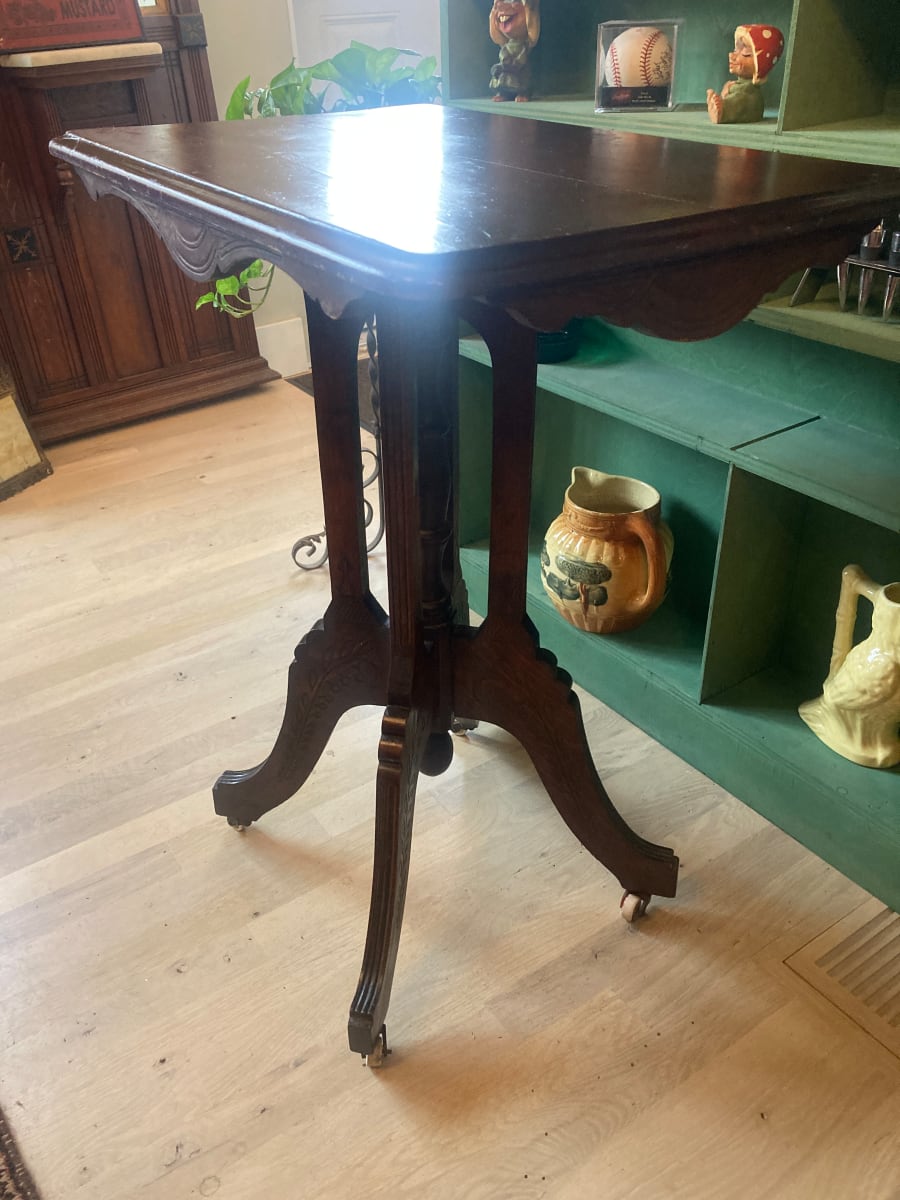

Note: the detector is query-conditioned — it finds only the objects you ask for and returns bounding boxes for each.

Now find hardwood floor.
[1,380,897,1200]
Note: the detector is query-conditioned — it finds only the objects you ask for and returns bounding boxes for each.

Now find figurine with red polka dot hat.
[707,24,784,124]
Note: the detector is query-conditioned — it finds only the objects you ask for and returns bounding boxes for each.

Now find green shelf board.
[704,667,900,908]
[778,115,900,169]
[449,99,900,167]
[749,293,900,365]
[732,419,900,533]
[459,335,814,461]
[460,545,900,912]
[709,666,900,814]
[460,335,900,527]
[461,538,707,702]
[449,98,783,153]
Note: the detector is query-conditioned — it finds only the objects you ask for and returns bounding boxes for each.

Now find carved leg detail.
[457,303,676,902]
[214,597,390,828]
[348,704,429,1058]
[453,622,679,899]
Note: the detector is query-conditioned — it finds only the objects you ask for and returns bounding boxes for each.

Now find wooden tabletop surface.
[50,105,900,307]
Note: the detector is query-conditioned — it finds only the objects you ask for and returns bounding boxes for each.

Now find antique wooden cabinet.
[444,0,900,910]
[0,0,276,443]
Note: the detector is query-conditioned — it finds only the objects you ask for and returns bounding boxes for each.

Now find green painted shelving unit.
[441,0,900,166]
[444,0,900,908]
[456,321,900,911]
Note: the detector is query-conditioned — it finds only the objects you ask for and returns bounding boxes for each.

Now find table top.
[51,105,900,331]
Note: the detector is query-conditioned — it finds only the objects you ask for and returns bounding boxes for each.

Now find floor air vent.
[785,898,900,1059]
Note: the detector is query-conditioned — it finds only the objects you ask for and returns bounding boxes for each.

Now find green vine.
[195,258,275,318]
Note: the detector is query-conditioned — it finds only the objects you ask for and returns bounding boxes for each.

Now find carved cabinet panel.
[0,0,276,443]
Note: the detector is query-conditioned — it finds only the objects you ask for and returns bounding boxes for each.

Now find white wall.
[292,0,441,68]
[200,0,443,378]
[201,0,309,377]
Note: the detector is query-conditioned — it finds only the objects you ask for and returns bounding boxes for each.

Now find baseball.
[604,26,673,88]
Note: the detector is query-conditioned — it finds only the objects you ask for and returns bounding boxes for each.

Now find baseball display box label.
[596,20,681,112]
[0,0,145,53]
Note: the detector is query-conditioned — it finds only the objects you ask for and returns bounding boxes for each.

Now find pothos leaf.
[225,75,251,121]
[215,275,241,295]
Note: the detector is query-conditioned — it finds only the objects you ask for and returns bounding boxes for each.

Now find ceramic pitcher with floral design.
[541,467,673,634]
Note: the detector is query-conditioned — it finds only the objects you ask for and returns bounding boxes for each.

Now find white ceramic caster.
[620,892,650,923]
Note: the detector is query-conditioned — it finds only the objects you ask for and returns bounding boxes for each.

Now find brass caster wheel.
[362,1026,390,1068]
[620,892,650,923]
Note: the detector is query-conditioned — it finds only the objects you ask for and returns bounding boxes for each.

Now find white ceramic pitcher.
[799,564,900,768]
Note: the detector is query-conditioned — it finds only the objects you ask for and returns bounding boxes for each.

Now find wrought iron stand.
[291,318,385,570]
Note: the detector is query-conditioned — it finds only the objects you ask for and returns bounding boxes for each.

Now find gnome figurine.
[707,24,784,124]
[489,0,541,102]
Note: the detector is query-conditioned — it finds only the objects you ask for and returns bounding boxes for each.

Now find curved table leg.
[348,704,429,1059]
[213,596,390,828]
[453,621,678,899]
[346,299,463,1060]
[215,298,389,828]
[458,301,679,904]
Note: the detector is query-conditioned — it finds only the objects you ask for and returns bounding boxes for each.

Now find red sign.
[0,0,144,53]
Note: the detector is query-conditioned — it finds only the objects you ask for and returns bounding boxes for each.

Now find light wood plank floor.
[1,380,898,1200]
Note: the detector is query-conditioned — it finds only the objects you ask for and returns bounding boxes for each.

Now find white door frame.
[290,1,440,69]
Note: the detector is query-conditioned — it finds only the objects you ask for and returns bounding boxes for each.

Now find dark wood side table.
[50,108,900,1064]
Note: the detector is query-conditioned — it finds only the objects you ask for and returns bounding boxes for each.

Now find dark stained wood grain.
[48,108,900,1060]
[0,0,274,445]
[51,107,900,334]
